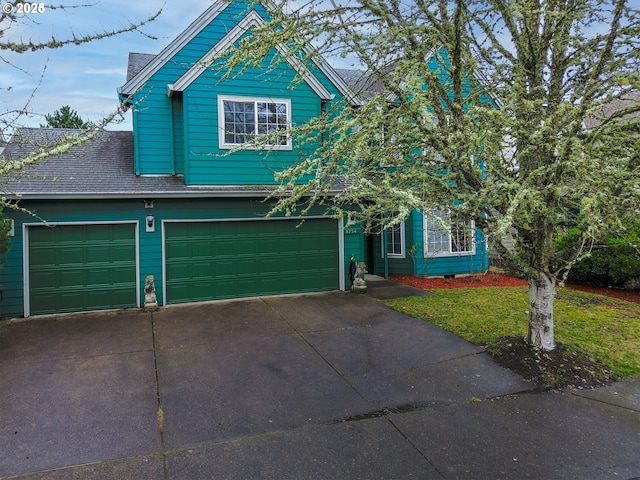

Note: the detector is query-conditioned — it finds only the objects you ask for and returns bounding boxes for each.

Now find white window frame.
[380,221,405,258]
[218,95,292,150]
[423,209,475,257]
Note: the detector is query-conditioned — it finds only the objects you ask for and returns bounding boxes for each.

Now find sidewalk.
[1,283,639,479]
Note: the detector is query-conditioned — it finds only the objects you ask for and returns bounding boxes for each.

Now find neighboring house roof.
[0,128,278,199]
[119,0,361,106]
[584,90,640,130]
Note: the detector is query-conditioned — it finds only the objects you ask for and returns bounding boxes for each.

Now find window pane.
[451,220,473,253]
[223,100,254,144]
[385,223,403,256]
[257,102,288,145]
[426,210,449,254]
[425,209,474,255]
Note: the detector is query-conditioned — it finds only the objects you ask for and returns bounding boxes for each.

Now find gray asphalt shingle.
[0,128,273,199]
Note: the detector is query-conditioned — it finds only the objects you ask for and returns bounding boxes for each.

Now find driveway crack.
[149,312,168,479]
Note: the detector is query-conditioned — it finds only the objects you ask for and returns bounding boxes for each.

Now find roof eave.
[4,189,344,201]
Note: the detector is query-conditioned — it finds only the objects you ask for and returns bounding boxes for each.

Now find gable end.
[118,1,228,97]
[168,10,334,101]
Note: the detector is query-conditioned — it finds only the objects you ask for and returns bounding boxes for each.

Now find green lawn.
[385,287,640,378]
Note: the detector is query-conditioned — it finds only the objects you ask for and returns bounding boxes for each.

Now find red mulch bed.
[391,272,640,305]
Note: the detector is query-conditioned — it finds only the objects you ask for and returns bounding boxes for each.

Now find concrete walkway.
[1,282,639,479]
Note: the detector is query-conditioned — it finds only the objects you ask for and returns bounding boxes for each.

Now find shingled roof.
[583,90,640,130]
[126,53,156,82]
[0,128,275,199]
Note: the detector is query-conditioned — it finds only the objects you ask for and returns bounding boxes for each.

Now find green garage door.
[28,224,137,315]
[165,219,339,304]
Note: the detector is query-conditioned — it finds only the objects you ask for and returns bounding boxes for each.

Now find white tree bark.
[526,273,556,351]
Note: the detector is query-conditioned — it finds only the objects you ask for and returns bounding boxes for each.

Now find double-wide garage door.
[164,218,340,304]
[28,224,137,316]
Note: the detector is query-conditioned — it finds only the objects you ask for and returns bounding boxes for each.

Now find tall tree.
[221,0,640,350]
[41,105,94,129]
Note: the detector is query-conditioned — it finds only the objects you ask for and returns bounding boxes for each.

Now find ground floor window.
[424,209,475,256]
[381,221,405,257]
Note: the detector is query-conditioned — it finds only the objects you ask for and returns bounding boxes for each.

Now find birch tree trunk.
[526,272,556,351]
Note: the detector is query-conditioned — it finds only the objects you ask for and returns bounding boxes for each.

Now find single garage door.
[165,218,339,304]
[28,223,137,315]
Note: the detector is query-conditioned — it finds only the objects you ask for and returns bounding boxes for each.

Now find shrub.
[563,218,640,290]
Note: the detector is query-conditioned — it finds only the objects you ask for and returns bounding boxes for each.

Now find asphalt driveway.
[1,282,639,479]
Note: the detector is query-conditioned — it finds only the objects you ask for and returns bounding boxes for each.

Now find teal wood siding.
[132,94,174,174]
[132,2,265,176]
[343,220,365,289]
[131,1,344,185]
[0,200,149,318]
[410,210,489,277]
[0,224,23,318]
[369,210,489,278]
[1,197,357,317]
[183,60,324,185]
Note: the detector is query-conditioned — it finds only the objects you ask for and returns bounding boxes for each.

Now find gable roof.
[1,128,282,199]
[118,1,228,97]
[167,9,333,100]
[119,0,360,106]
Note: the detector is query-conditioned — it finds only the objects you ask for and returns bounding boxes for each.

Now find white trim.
[161,216,343,304]
[423,210,476,258]
[169,10,333,100]
[171,10,264,92]
[338,219,345,291]
[310,54,363,106]
[217,95,292,150]
[119,1,228,96]
[23,221,140,317]
[380,221,405,258]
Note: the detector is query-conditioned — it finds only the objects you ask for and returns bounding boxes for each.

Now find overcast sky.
[1,0,229,131]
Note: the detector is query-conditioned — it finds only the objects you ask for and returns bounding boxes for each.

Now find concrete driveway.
[1,282,639,479]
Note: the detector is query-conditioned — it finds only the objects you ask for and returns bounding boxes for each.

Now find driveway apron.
[1,287,639,479]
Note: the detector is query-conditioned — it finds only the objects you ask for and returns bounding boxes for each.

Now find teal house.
[0,0,488,318]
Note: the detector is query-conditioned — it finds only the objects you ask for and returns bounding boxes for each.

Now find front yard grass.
[385,287,640,387]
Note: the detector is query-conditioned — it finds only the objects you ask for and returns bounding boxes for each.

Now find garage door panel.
[28,224,137,315]
[165,219,339,304]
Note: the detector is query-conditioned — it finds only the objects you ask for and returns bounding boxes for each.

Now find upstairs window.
[424,209,475,257]
[218,95,291,150]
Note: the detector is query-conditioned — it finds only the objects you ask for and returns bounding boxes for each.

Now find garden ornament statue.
[144,275,159,312]
[352,261,368,294]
